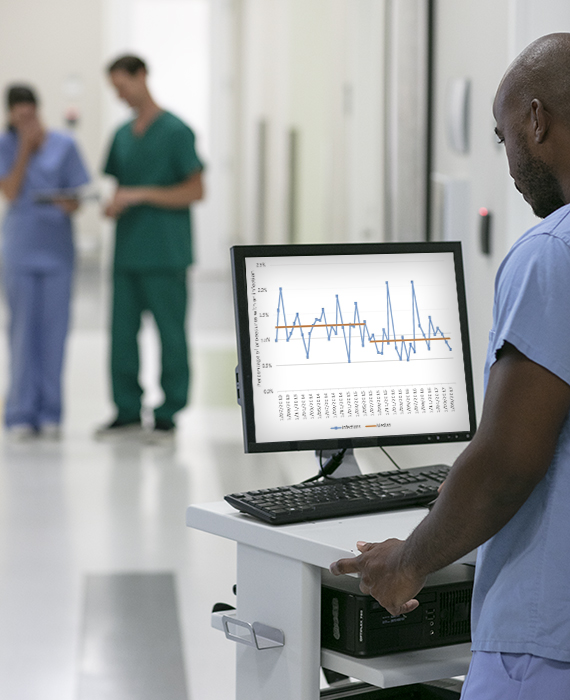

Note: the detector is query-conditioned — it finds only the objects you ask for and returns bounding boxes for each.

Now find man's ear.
[531,98,551,143]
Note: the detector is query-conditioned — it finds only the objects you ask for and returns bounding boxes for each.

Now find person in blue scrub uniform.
[0,85,90,439]
[331,33,570,699]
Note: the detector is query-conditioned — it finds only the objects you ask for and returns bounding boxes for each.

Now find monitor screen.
[231,242,476,453]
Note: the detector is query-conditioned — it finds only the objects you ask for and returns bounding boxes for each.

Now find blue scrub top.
[0,130,90,270]
[473,202,570,662]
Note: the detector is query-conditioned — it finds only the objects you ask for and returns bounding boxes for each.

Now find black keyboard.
[224,464,450,525]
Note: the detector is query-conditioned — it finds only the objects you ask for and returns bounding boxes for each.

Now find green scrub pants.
[111,269,189,423]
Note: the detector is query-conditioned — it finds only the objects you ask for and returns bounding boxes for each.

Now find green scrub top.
[104,111,204,270]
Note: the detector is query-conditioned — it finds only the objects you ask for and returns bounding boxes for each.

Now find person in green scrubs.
[96,54,204,440]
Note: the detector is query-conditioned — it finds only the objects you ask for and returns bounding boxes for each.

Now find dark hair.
[107,54,147,75]
[7,85,38,109]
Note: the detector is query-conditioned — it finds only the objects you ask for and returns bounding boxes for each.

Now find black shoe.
[94,417,142,440]
[145,418,176,443]
[155,418,175,430]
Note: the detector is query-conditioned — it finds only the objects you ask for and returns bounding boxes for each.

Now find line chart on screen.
[243,252,471,443]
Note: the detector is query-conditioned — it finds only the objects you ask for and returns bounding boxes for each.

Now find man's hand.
[330,538,426,616]
[104,172,203,218]
[104,187,146,218]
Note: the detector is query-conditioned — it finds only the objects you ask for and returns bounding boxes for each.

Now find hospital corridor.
[3,0,570,699]
[0,261,318,699]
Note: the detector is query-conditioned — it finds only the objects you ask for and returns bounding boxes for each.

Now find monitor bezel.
[231,242,477,454]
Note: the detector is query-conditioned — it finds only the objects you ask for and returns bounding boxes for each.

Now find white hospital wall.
[234,0,387,246]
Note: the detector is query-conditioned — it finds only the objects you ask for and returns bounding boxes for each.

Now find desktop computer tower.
[321,562,473,658]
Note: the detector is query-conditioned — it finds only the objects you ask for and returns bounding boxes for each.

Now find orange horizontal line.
[370,337,450,344]
[365,425,376,428]
[275,323,366,329]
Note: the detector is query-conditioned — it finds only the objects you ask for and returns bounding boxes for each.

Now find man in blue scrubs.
[0,85,89,438]
[331,33,570,697]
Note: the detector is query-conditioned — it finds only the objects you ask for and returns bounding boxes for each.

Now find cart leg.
[235,543,321,700]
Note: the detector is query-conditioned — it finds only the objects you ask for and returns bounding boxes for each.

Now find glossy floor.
[0,264,465,700]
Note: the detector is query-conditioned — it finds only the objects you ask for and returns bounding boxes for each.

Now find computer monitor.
[231,242,476,455]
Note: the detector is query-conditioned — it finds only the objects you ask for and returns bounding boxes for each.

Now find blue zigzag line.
[274,282,451,363]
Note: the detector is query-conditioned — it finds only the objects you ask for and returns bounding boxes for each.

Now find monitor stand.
[315,448,362,479]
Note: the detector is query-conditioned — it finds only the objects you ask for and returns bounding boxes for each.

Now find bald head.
[497,33,570,124]
[493,33,570,218]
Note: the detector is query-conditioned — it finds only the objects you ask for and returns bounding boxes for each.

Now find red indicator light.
[480,209,492,255]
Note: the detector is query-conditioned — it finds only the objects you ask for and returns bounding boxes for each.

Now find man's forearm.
[401,347,569,578]
[106,172,204,217]
[330,439,552,616]
[330,344,570,616]
[137,175,203,209]
[400,441,543,578]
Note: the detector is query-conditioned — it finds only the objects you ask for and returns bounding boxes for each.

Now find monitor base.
[314,448,362,479]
